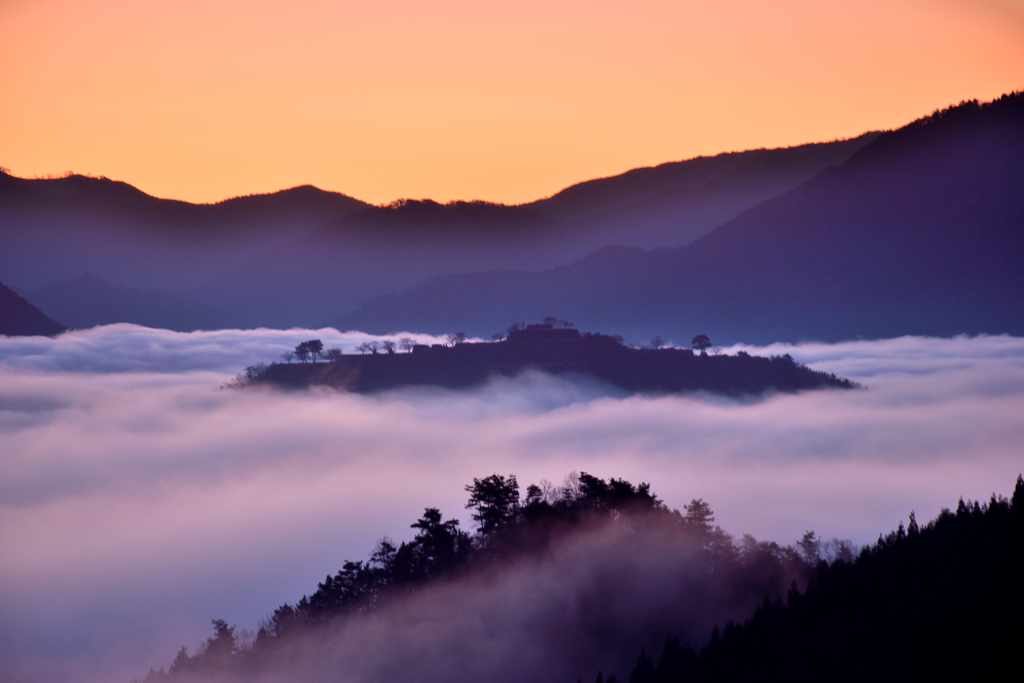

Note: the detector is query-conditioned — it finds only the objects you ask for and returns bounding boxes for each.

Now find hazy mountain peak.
[0,280,66,336]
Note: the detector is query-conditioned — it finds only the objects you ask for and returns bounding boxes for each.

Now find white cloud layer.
[1,327,1022,683]
[0,324,456,374]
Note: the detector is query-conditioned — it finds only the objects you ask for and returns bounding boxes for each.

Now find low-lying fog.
[2,326,1022,683]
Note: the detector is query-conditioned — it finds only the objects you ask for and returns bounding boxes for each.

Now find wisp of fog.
[1,326,1022,683]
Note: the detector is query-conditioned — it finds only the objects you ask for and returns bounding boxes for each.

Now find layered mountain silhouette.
[0,281,66,337]
[26,273,226,332]
[5,94,1021,341]
[526,134,877,250]
[0,174,370,294]
[194,200,565,328]
[1,137,872,330]
[330,94,1024,343]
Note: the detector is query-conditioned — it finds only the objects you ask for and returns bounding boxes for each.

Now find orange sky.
[1,0,1022,205]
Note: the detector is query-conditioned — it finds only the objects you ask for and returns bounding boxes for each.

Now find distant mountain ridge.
[194,139,874,328]
[195,199,566,328]
[329,93,1024,343]
[0,172,371,293]
[524,134,878,250]
[0,172,369,234]
[1,135,873,330]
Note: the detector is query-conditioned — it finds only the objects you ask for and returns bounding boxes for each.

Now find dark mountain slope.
[0,171,369,292]
[525,134,877,249]
[196,200,566,328]
[0,281,66,337]
[211,140,874,329]
[26,273,226,331]
[331,94,1024,343]
[624,479,1024,683]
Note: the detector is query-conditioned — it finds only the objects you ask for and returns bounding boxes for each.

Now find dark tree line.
[617,476,1024,683]
[140,472,833,681]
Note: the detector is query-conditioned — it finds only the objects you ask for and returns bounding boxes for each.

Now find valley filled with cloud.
[2,327,1022,682]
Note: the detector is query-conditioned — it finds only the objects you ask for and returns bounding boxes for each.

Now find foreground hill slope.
[332,94,1024,343]
[0,281,66,337]
[623,477,1024,683]
[141,473,823,683]
[140,474,1023,683]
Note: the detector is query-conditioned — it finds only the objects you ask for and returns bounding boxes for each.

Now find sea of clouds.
[1,326,1023,683]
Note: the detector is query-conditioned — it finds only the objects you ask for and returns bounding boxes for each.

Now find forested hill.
[138,474,1023,683]
[240,325,856,396]
[331,93,1024,343]
[619,476,1024,683]
[139,473,837,683]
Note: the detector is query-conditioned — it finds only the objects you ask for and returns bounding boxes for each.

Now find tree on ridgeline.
[293,339,324,363]
[465,474,520,536]
[356,341,382,355]
[399,337,416,353]
[797,530,820,564]
[399,508,472,580]
[306,339,324,362]
[381,340,397,354]
[691,334,712,355]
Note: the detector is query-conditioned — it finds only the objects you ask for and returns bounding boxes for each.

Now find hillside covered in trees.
[239,323,855,396]
[139,472,843,683]
[137,474,1023,683]
[618,476,1024,683]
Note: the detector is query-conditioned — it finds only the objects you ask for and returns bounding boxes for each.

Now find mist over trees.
[139,471,856,683]
[136,473,1023,683]
[619,476,1024,683]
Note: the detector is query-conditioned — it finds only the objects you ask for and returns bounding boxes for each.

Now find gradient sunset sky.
[2,0,1022,205]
